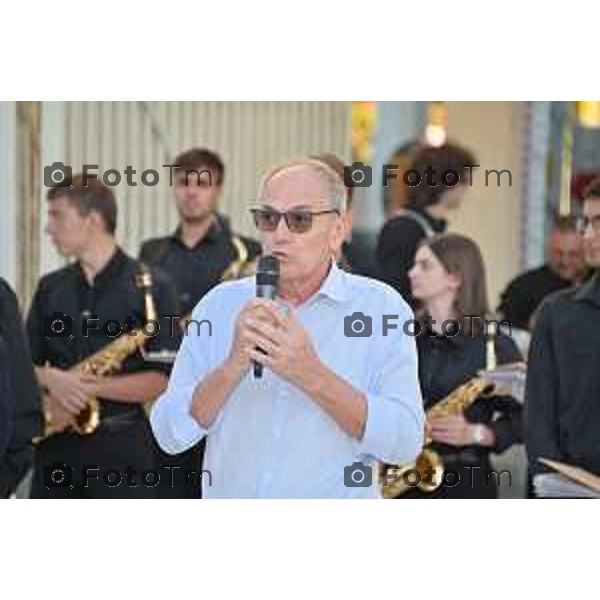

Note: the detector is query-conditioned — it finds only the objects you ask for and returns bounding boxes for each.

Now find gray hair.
[257,157,348,213]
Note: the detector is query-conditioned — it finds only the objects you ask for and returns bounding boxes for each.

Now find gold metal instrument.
[33,265,158,443]
[220,235,258,281]
[381,320,504,498]
[142,235,259,364]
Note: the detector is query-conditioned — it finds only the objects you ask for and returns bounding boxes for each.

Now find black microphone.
[254,255,280,379]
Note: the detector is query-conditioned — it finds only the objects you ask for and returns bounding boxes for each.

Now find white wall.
[445,101,525,309]
[43,101,351,275]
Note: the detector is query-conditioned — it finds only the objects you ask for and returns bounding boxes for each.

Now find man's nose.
[271,216,293,240]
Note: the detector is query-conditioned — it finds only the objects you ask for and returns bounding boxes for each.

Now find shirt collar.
[315,260,350,303]
[74,246,127,290]
[172,213,225,248]
[574,269,600,307]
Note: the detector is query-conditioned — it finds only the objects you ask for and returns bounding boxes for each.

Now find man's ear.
[344,209,354,242]
[329,214,347,257]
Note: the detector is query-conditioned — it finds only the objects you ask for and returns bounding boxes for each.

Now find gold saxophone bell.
[381,448,445,499]
[381,320,507,499]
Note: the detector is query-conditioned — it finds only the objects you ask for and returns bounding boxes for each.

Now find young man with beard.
[525,180,600,486]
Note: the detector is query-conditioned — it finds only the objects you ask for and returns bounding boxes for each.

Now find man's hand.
[43,394,74,430]
[243,299,320,387]
[227,299,282,375]
[43,368,95,415]
[427,415,494,447]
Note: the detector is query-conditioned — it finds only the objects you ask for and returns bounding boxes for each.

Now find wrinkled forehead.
[260,165,331,209]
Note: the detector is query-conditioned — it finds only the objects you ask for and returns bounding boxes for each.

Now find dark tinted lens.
[253,209,280,231]
[286,211,313,233]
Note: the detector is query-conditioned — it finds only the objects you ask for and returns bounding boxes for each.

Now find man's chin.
[181,212,212,224]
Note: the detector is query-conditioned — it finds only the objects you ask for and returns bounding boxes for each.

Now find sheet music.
[533,473,600,498]
[479,362,527,403]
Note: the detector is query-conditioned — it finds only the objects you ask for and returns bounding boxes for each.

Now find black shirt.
[376,205,447,307]
[497,264,576,330]
[0,336,11,459]
[140,215,261,315]
[26,247,181,417]
[418,327,523,456]
[0,278,42,495]
[525,270,600,475]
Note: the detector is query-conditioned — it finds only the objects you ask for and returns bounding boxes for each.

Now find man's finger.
[244,298,280,314]
[64,397,84,414]
[245,318,284,345]
[248,348,275,369]
[245,331,278,358]
[248,299,288,324]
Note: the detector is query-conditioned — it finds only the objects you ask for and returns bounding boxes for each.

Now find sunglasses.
[250,207,339,233]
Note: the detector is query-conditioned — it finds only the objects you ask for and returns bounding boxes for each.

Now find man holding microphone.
[151,158,424,498]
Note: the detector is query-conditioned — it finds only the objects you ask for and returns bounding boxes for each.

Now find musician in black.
[0,278,42,495]
[139,147,260,498]
[525,181,600,484]
[28,176,181,499]
[140,148,261,316]
[404,234,523,499]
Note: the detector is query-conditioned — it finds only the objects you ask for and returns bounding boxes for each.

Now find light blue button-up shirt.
[150,261,424,498]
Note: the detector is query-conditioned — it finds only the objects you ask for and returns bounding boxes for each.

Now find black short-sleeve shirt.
[139,215,261,315]
[26,247,182,416]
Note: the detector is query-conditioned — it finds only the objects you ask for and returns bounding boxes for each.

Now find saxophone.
[220,235,258,281]
[142,235,258,366]
[33,265,158,443]
[381,321,501,499]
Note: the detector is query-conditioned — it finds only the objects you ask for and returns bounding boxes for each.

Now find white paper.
[533,473,600,499]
